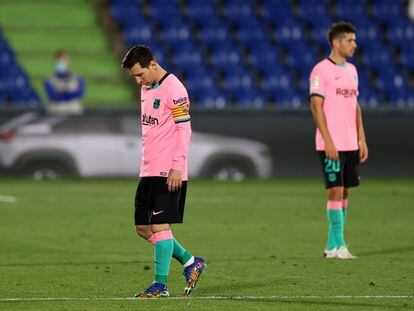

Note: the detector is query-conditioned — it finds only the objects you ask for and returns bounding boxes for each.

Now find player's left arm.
[356,103,368,163]
[167,89,192,192]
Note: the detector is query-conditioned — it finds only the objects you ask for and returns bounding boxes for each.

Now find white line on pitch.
[1,295,413,302]
[0,195,17,204]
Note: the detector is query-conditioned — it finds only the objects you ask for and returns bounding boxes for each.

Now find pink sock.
[327,200,342,210]
[148,234,156,245]
[342,198,348,209]
[153,230,173,242]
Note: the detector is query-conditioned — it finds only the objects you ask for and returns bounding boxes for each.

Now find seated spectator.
[44,50,85,115]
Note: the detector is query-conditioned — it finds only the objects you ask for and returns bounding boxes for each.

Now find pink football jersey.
[309,58,359,151]
[140,73,191,180]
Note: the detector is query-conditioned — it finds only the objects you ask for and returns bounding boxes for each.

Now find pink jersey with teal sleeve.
[140,73,191,180]
[309,58,359,151]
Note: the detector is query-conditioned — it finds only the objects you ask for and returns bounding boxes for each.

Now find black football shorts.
[318,151,360,189]
[134,177,187,225]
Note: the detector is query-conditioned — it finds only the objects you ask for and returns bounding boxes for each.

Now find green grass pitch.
[0,179,413,310]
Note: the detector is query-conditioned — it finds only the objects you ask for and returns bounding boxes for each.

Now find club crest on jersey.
[153,99,160,109]
[328,173,337,182]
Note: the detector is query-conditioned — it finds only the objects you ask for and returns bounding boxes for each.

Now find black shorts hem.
[134,220,184,225]
[324,181,360,189]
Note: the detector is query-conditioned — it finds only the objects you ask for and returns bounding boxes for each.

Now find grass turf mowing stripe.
[1,296,413,302]
[0,195,17,203]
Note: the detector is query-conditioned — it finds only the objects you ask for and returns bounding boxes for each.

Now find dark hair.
[328,21,356,46]
[121,45,154,69]
[54,50,67,58]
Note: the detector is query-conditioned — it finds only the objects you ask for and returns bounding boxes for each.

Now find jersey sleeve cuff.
[171,161,183,171]
[310,93,324,99]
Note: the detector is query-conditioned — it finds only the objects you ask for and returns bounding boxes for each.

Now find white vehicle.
[0,112,273,180]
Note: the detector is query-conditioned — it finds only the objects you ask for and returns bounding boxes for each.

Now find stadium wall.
[190,109,414,178]
[1,108,413,178]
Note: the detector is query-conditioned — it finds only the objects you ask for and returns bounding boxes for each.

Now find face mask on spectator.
[55,61,68,74]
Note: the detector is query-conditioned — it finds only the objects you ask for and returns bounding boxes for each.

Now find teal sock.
[342,207,347,223]
[154,239,173,284]
[172,239,193,265]
[326,214,337,251]
[327,209,345,248]
[342,199,348,223]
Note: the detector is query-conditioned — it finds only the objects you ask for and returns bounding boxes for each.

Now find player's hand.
[325,140,339,160]
[167,169,182,192]
[359,141,369,163]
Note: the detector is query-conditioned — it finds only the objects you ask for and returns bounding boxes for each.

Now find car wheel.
[206,157,256,181]
[20,160,72,180]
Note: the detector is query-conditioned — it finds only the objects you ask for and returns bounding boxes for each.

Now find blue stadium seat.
[376,69,410,100]
[262,72,295,94]
[233,88,267,108]
[399,45,414,70]
[273,20,306,44]
[223,67,255,92]
[185,76,215,93]
[357,69,374,93]
[298,0,331,26]
[111,0,412,108]
[123,24,155,46]
[110,1,143,27]
[199,26,231,44]
[0,59,40,107]
[235,22,268,45]
[172,43,204,70]
[161,22,193,46]
[354,21,381,45]
[196,89,228,109]
[9,88,41,107]
[336,0,368,21]
[271,88,303,108]
[223,1,257,22]
[149,0,181,21]
[186,0,218,20]
[248,42,285,75]
[387,19,414,44]
[358,89,381,108]
[261,0,294,25]
[311,24,332,54]
[284,42,318,74]
[371,0,406,24]
[210,44,244,69]
[362,44,395,70]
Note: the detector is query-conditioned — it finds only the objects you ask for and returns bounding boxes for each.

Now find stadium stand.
[0,0,413,108]
[0,0,133,107]
[110,0,414,108]
[0,26,40,107]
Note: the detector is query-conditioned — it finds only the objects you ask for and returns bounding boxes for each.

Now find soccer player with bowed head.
[121,45,206,298]
[309,22,369,259]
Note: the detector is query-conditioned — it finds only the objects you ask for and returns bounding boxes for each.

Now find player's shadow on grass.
[202,278,290,293]
[357,246,414,257]
[0,257,272,267]
[254,298,406,310]
[0,260,151,267]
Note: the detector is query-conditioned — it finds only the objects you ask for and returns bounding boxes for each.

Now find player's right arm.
[309,66,338,160]
[310,95,339,160]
